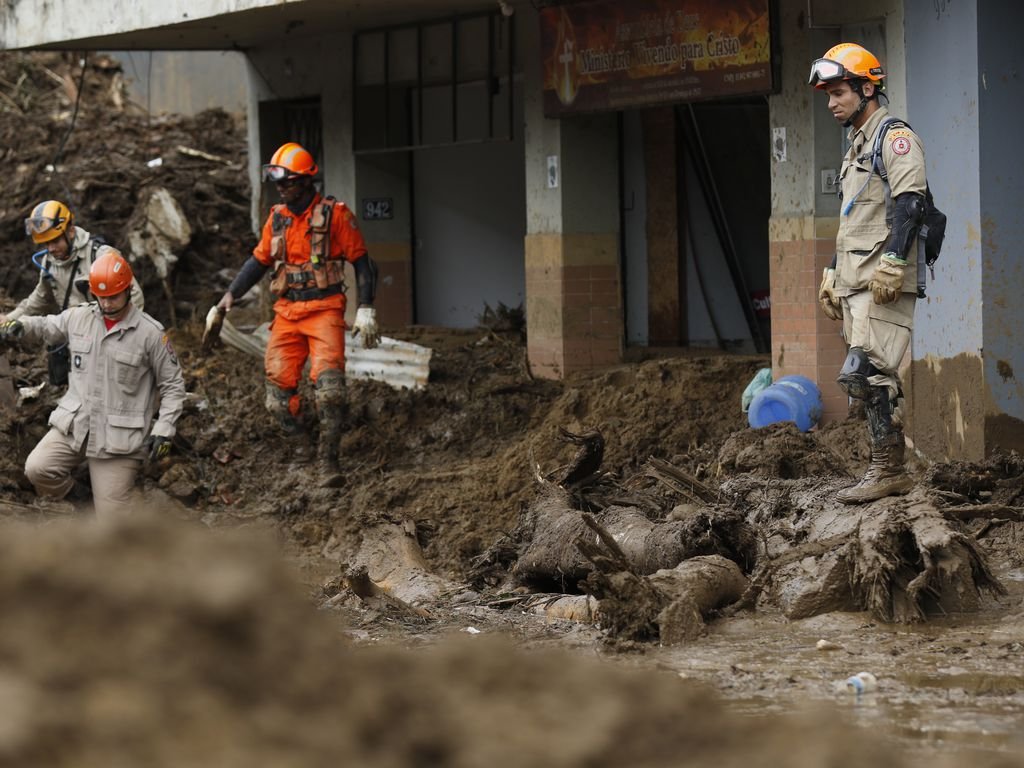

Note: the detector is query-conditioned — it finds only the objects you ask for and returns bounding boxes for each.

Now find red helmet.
[262,142,319,182]
[808,43,885,89]
[89,247,134,297]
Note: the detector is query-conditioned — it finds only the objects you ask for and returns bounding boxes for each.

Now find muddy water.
[654,566,1024,756]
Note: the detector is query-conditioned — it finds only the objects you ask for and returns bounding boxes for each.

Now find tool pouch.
[269,260,287,297]
[46,341,71,387]
[268,233,287,296]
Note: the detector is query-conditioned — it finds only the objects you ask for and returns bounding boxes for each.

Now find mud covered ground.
[2,51,1024,766]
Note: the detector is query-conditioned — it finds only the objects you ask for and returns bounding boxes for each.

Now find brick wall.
[768,216,848,425]
[525,232,622,379]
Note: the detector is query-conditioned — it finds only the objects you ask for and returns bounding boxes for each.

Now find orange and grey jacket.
[253,193,368,320]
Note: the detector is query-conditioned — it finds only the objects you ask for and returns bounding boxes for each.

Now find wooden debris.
[344,566,431,619]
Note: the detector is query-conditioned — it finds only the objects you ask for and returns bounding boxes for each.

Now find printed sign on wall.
[541,0,773,116]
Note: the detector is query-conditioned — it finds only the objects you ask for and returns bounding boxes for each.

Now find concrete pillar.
[767,5,849,424]
[522,6,622,379]
[642,108,683,346]
[905,1,1024,459]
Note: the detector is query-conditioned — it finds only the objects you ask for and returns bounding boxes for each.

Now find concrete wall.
[413,135,527,327]
[110,50,247,115]
[903,1,984,457]
[977,3,1024,449]
[905,1,1024,457]
[0,0,273,48]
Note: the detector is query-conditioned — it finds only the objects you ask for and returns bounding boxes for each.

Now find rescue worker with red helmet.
[809,43,929,503]
[216,142,379,480]
[3,199,144,323]
[0,248,185,519]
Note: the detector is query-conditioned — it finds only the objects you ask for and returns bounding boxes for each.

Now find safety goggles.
[807,58,848,87]
[261,164,299,183]
[24,215,65,237]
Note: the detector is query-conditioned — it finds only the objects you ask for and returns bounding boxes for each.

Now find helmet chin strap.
[100,295,130,317]
[843,82,871,127]
[842,97,869,127]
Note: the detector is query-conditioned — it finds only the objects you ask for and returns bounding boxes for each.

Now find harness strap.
[268,198,348,300]
[283,284,344,302]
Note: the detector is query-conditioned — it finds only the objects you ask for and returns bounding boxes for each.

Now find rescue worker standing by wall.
[0,248,185,519]
[810,43,928,504]
[2,199,145,323]
[216,142,380,479]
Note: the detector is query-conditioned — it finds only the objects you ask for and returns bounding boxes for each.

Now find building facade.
[3,0,1020,460]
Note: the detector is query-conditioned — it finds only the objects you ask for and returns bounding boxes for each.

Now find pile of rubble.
[0,50,253,323]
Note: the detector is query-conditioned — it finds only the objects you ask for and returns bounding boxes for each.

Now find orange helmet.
[261,142,319,182]
[89,247,134,297]
[24,200,74,244]
[808,43,885,89]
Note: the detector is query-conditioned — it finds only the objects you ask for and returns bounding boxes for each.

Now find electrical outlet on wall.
[820,169,838,194]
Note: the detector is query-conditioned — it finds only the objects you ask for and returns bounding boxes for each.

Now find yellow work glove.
[869,253,907,305]
[817,267,841,321]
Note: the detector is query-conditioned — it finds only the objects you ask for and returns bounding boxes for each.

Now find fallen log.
[851,494,1005,621]
[730,481,1007,623]
[578,513,747,643]
[344,566,431,619]
[350,516,453,608]
[512,486,755,591]
[939,503,1024,521]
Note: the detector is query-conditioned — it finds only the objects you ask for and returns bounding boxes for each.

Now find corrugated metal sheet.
[218,319,432,390]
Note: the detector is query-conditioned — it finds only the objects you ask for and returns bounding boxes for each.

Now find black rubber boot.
[317,404,343,475]
[315,369,346,488]
[837,387,913,504]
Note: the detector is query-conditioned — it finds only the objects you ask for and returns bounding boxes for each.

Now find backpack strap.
[870,117,907,183]
[871,118,931,296]
[58,235,104,311]
[88,235,106,262]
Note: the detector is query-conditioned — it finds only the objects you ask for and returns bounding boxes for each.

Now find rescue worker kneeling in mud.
[0,248,185,519]
[216,142,380,479]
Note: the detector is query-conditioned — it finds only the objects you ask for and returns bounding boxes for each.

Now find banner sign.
[541,0,773,116]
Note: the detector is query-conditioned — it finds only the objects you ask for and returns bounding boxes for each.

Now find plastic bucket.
[747,374,823,432]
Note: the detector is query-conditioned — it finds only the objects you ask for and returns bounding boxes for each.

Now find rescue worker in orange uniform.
[216,142,380,477]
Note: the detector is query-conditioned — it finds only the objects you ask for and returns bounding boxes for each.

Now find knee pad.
[836,347,877,400]
[314,368,346,408]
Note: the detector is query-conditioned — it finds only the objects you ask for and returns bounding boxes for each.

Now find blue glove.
[144,435,172,462]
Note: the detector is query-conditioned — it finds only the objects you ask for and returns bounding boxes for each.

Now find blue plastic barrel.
[747,374,823,432]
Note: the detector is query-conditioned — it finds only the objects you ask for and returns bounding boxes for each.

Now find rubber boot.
[315,369,346,488]
[265,381,313,464]
[316,404,345,487]
[837,388,913,504]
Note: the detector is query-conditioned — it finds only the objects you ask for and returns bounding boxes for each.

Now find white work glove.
[817,267,841,321]
[352,306,380,349]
